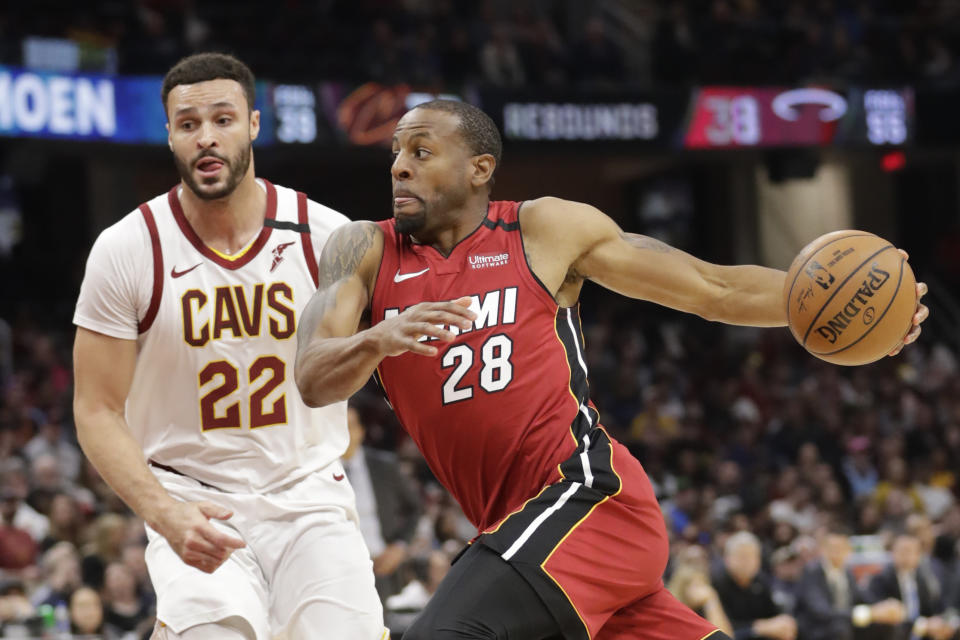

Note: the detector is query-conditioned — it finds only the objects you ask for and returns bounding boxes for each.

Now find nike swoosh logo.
[171,263,202,278]
[394,267,430,283]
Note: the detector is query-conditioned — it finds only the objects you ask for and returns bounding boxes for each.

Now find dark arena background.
[2,1,960,639]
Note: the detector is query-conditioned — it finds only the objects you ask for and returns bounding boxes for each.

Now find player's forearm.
[295,329,386,407]
[705,264,788,327]
[74,406,178,530]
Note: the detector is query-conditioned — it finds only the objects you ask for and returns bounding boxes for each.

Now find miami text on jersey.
[384,286,518,341]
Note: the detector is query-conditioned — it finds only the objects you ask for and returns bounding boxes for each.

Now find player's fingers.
[406,340,439,357]
[184,530,228,558]
[197,501,233,521]
[183,551,225,574]
[903,324,922,345]
[198,523,246,550]
[913,303,929,325]
[916,281,928,299]
[406,322,455,342]
[897,248,910,261]
[417,310,474,330]
[451,296,473,308]
[421,300,477,320]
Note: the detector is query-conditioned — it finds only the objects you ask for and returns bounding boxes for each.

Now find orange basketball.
[784,230,916,366]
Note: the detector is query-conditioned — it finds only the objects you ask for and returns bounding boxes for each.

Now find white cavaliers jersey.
[74,179,349,493]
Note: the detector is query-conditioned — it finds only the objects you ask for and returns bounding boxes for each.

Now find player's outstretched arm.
[295,221,476,407]
[525,197,788,327]
[73,328,245,574]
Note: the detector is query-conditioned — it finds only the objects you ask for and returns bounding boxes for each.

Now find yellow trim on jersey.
[380,628,391,640]
[536,430,624,639]
[699,630,724,640]
[207,233,259,261]
[539,559,593,638]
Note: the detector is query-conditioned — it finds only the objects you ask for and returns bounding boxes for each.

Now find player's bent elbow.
[293,364,338,408]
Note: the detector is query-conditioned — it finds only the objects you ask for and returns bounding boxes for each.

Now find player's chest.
[157,251,314,349]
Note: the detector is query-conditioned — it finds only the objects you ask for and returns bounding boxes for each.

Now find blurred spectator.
[80,513,127,590]
[342,405,423,600]
[22,405,81,483]
[68,585,105,637]
[40,491,84,552]
[30,541,80,613]
[384,548,453,636]
[0,578,39,637]
[713,531,798,640]
[794,526,905,640]
[102,561,152,638]
[842,437,879,501]
[0,486,37,571]
[480,23,525,87]
[873,457,925,516]
[568,16,625,88]
[867,533,953,640]
[770,545,804,615]
[0,458,48,543]
[666,544,733,635]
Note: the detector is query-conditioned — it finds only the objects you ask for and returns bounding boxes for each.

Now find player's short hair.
[414,99,502,181]
[162,53,256,115]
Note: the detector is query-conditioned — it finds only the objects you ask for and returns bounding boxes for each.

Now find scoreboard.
[0,65,921,151]
[682,87,913,148]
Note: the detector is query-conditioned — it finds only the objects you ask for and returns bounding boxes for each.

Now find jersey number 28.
[441,333,513,404]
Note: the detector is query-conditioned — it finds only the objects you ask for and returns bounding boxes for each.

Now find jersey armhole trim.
[369,220,392,322]
[138,203,164,334]
[516,200,560,307]
[297,192,319,288]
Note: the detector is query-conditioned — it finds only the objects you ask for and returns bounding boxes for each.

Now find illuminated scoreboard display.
[682,87,914,148]
[0,67,919,151]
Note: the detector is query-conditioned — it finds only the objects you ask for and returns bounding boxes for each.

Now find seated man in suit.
[713,531,798,640]
[342,404,423,600]
[794,525,904,640]
[867,533,956,640]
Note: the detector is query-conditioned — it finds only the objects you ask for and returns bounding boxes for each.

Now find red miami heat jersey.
[372,201,609,531]
[371,202,714,640]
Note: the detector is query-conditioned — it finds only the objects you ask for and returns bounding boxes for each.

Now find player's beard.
[174,142,252,201]
[395,209,426,235]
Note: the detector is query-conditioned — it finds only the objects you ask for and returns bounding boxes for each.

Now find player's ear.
[470,154,496,189]
[249,109,260,142]
[166,122,172,151]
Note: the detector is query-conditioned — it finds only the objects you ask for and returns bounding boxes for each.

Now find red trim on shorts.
[297,191,319,287]
[138,203,164,334]
[167,179,278,270]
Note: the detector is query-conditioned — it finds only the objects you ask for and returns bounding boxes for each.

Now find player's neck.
[414,198,489,256]
[179,168,266,255]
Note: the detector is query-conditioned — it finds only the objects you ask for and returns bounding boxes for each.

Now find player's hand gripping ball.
[784,230,921,365]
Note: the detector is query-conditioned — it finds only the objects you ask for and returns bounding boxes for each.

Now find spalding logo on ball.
[784,230,916,366]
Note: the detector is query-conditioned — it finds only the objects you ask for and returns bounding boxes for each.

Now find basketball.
[784,230,916,366]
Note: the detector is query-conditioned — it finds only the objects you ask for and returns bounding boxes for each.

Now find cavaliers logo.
[337,83,412,147]
[804,260,835,290]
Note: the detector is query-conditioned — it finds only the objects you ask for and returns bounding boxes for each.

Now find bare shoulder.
[317,220,385,290]
[520,196,620,255]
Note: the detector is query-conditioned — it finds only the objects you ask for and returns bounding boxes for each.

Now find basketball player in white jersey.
[72,53,386,640]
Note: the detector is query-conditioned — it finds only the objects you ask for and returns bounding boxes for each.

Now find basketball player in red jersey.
[294,101,928,640]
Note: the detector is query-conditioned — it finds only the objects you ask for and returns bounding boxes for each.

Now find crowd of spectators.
[2,281,960,638]
[4,1,960,89]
